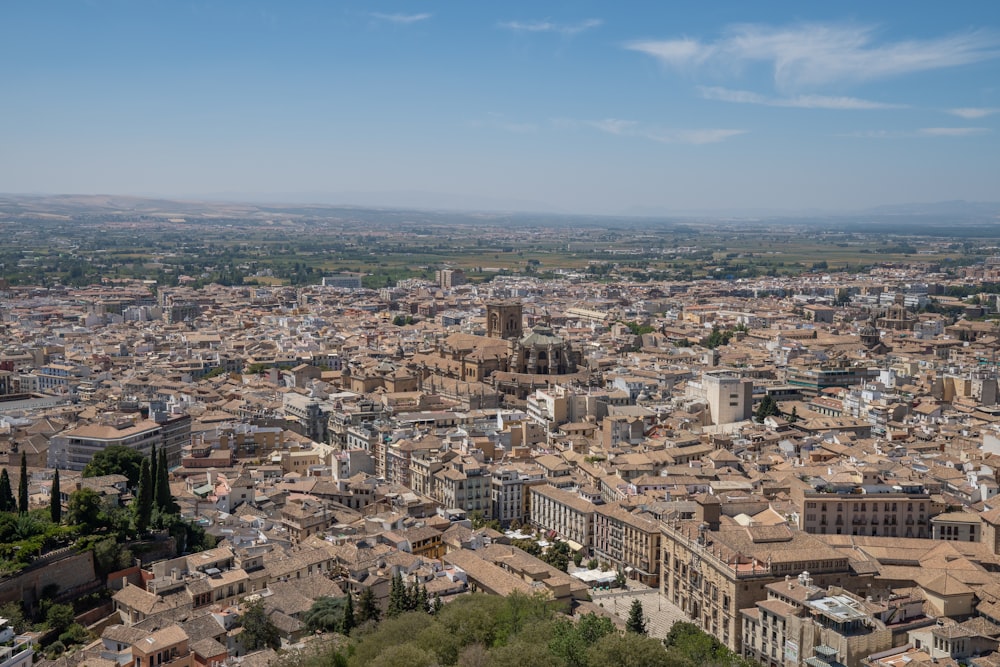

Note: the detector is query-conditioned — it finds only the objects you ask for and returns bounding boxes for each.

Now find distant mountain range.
[0,193,998,227]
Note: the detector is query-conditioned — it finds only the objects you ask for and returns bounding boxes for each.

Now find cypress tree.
[416,583,429,613]
[341,592,355,635]
[156,448,175,514]
[358,587,380,623]
[50,468,61,523]
[406,580,419,612]
[17,452,28,514]
[432,593,443,615]
[135,458,153,534]
[626,598,647,635]
[149,444,158,494]
[388,573,404,617]
[0,468,14,512]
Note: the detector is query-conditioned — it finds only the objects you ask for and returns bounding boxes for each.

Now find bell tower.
[487,301,523,340]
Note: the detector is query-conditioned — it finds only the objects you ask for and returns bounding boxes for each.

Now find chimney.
[121,576,128,589]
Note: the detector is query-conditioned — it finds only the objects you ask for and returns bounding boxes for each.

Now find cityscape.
[3,2,1000,667]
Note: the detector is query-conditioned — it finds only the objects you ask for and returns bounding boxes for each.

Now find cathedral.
[409,301,586,401]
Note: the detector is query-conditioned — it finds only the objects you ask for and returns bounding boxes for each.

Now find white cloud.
[667,129,747,144]
[625,38,707,65]
[839,127,992,138]
[948,107,1000,118]
[918,127,991,137]
[837,130,897,139]
[699,86,902,110]
[499,18,602,36]
[627,23,1000,89]
[572,118,745,144]
[370,12,431,24]
[587,118,638,135]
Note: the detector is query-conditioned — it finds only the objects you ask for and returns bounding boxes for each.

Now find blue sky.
[2,1,999,214]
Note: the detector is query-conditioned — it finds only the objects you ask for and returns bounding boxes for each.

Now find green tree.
[134,458,153,534]
[388,573,406,618]
[17,452,28,514]
[541,540,571,572]
[67,488,103,534]
[347,612,436,666]
[588,632,674,667]
[342,593,355,635]
[468,510,501,532]
[512,538,542,556]
[626,598,647,635]
[13,513,39,541]
[549,613,615,667]
[46,603,75,634]
[358,587,381,624]
[0,468,15,512]
[700,325,733,350]
[149,444,158,494]
[241,598,280,650]
[788,406,800,424]
[755,395,781,422]
[92,536,134,576]
[155,448,176,513]
[83,445,145,487]
[50,468,61,523]
[662,620,746,667]
[415,583,429,614]
[367,644,436,667]
[149,443,160,497]
[304,596,346,633]
[0,602,27,633]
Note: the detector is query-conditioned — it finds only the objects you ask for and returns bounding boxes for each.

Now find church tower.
[487,301,523,340]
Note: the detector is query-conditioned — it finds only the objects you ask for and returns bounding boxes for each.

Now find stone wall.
[0,550,98,610]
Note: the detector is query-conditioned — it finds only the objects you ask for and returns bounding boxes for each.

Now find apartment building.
[491,465,545,529]
[661,496,860,652]
[794,483,938,539]
[529,484,596,552]
[435,457,491,516]
[741,574,896,667]
[592,503,661,586]
[48,415,191,470]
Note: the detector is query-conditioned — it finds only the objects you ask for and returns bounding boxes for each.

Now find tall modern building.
[688,370,754,425]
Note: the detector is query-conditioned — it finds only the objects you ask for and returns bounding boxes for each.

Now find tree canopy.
[273,592,752,667]
[82,445,145,487]
[241,599,280,651]
[755,395,781,421]
[67,488,103,534]
[304,596,348,634]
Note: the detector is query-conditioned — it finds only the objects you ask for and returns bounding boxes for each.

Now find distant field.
[0,197,983,287]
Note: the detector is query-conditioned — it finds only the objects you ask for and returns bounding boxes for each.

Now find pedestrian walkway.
[590,581,689,639]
